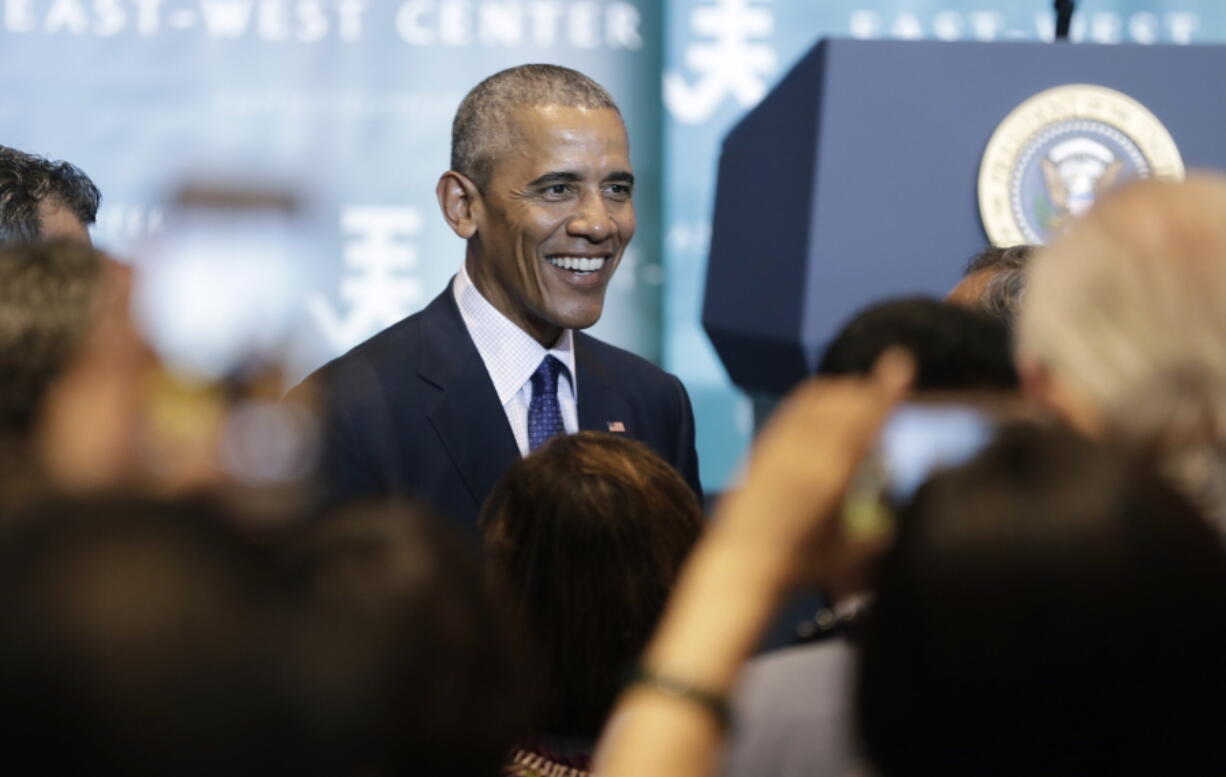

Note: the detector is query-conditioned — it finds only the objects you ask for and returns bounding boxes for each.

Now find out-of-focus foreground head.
[946,244,1033,326]
[0,239,151,506]
[0,495,331,777]
[0,240,107,509]
[819,296,1018,391]
[857,425,1226,777]
[481,432,704,741]
[1017,175,1226,527]
[0,240,102,442]
[285,500,534,777]
[0,145,100,244]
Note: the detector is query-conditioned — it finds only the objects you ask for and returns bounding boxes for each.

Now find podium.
[703,38,1226,396]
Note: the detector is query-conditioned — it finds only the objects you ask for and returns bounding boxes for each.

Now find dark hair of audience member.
[481,432,705,742]
[856,425,1226,777]
[0,145,100,243]
[283,499,535,777]
[0,494,335,777]
[818,296,1017,390]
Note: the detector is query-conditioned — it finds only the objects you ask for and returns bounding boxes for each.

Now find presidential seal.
[978,84,1184,246]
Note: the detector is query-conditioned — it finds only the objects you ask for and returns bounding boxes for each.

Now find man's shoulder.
[306,312,423,387]
[303,289,457,387]
[575,331,678,386]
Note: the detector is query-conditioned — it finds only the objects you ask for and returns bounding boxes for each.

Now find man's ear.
[436,171,480,240]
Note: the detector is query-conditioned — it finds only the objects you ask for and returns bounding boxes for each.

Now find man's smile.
[544,254,610,274]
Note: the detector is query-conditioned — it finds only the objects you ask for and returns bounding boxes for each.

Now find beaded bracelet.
[625,666,733,732]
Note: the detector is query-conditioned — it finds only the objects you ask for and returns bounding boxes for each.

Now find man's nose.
[568,191,614,241]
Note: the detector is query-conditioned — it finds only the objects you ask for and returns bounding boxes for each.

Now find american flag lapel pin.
[607,421,626,433]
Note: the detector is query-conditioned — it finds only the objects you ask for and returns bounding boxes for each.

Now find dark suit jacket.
[297,286,702,528]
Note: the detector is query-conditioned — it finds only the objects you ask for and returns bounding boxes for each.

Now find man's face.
[468,104,635,345]
[39,199,91,244]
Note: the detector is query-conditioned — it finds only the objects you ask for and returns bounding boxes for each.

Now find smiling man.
[301,65,701,527]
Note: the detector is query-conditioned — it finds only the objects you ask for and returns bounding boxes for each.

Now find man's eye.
[544,184,571,197]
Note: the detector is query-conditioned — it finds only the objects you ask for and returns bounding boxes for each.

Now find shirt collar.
[452,262,576,406]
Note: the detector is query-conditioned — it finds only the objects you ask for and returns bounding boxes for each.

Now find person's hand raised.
[594,350,913,777]
[711,348,914,590]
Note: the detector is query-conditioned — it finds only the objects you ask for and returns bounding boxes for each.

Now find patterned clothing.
[453,264,578,456]
[505,746,593,777]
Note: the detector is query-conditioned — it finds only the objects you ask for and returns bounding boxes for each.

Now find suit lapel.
[418,289,521,511]
[575,333,634,436]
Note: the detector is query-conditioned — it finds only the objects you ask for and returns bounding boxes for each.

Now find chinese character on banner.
[665,0,777,124]
[308,206,423,352]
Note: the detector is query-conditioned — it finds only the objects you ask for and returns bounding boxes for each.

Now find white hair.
[1017,175,1226,529]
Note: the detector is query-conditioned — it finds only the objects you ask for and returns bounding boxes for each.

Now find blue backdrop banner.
[0,0,665,380]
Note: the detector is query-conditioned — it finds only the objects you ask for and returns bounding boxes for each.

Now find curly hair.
[0,145,100,243]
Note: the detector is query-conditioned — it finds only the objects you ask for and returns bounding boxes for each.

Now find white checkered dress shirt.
[452,264,578,457]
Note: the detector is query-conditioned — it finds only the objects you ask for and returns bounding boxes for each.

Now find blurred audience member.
[946,244,1032,326]
[0,493,536,777]
[0,239,105,507]
[1017,175,1226,530]
[818,296,1017,390]
[596,353,912,777]
[717,629,857,777]
[0,145,100,244]
[285,500,534,777]
[482,432,704,776]
[721,297,1019,777]
[858,425,1226,777]
[596,357,1226,777]
[1,236,249,502]
[0,495,328,777]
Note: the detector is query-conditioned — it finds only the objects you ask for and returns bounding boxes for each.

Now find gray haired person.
[0,145,100,244]
[946,244,1033,327]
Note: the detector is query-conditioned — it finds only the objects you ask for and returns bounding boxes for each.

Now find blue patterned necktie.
[528,355,567,452]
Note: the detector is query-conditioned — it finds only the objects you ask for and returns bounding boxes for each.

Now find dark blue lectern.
[704,38,1226,396]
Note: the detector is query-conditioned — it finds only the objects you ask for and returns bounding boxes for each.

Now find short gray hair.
[965,245,1033,326]
[450,64,621,188]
